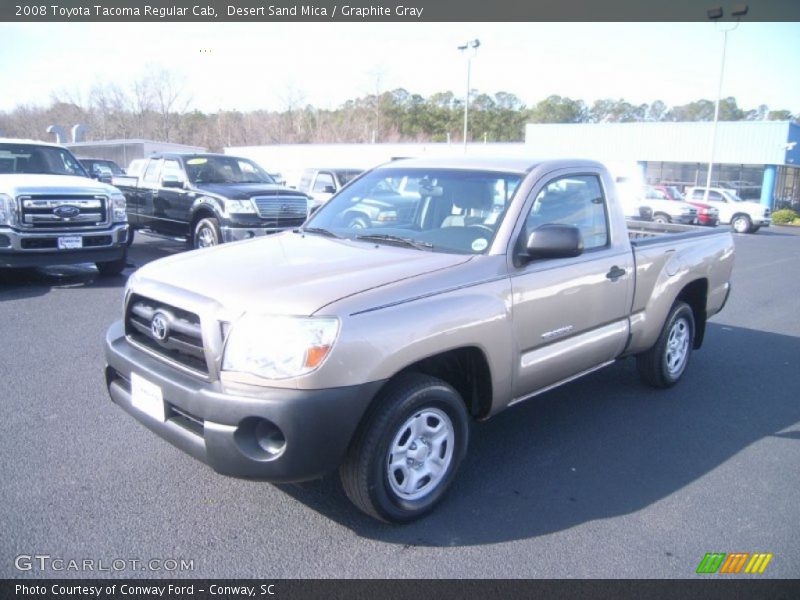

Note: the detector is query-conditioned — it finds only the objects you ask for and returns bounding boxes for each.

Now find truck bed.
[627,220,728,246]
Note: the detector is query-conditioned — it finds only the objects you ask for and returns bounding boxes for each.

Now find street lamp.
[458,39,480,151]
[703,4,748,202]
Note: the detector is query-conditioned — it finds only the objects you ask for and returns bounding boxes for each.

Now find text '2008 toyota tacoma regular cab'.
[105,157,734,522]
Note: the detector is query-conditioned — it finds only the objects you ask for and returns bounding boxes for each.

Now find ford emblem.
[53,205,81,219]
[150,312,170,341]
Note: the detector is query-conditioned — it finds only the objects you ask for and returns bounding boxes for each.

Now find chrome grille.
[125,294,207,375]
[252,195,308,227]
[18,195,108,230]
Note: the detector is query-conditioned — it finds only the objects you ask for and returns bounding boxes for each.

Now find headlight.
[225,199,256,214]
[110,193,127,222]
[222,314,339,380]
[0,193,14,226]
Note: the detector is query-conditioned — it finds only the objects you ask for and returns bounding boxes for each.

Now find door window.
[313,172,336,193]
[526,175,609,250]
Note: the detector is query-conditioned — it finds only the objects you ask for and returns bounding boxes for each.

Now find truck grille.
[251,195,308,227]
[125,294,208,375]
[17,195,108,230]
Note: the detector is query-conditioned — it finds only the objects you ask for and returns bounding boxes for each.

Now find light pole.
[458,39,480,151]
[703,4,748,202]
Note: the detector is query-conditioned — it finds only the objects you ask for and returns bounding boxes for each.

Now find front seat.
[441,179,496,228]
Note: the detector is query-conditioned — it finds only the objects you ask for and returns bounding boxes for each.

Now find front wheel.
[193,217,222,248]
[339,373,469,523]
[731,214,752,234]
[96,250,128,277]
[636,301,695,388]
[653,213,671,224]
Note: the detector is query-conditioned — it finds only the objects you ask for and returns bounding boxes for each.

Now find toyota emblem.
[150,312,169,341]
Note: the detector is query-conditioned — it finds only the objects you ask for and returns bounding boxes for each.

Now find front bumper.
[220,225,293,243]
[0,223,128,267]
[104,321,384,482]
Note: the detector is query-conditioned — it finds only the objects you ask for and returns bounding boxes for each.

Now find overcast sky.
[1,22,798,114]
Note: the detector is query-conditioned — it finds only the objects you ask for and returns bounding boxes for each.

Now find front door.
[510,171,634,400]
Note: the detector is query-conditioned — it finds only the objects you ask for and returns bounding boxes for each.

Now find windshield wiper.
[356,234,434,251]
[299,226,343,239]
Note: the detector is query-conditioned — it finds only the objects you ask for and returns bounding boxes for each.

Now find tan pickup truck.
[104,157,734,522]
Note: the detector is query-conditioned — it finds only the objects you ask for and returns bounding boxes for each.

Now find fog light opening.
[255,419,286,456]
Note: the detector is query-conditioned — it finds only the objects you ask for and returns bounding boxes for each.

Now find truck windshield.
[334,169,364,187]
[184,156,275,185]
[304,167,522,255]
[0,143,89,177]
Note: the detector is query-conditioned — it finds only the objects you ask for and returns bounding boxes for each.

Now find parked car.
[104,157,734,522]
[653,184,718,227]
[79,158,126,183]
[296,168,365,211]
[684,186,771,233]
[0,139,129,275]
[642,186,698,224]
[113,153,311,248]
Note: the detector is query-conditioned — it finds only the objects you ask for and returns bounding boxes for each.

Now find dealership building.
[524,121,800,208]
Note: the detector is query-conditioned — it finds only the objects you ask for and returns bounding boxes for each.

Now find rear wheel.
[653,213,671,224]
[636,301,694,388]
[731,214,752,234]
[340,373,469,523]
[193,217,222,248]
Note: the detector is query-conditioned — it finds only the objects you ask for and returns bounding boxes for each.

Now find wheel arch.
[676,278,708,349]
[363,346,493,422]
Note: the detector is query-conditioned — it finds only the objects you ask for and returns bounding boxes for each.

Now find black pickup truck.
[114,153,311,248]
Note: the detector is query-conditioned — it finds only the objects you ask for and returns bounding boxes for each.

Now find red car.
[653,185,719,226]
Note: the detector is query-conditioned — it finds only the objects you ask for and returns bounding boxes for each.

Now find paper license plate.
[130,372,166,422]
[57,236,82,249]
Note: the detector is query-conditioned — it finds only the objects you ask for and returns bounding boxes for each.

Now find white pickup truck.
[105,157,734,522]
[685,186,771,233]
[0,139,129,275]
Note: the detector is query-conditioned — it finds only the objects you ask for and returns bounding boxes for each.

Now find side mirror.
[517,224,583,265]
[161,175,184,189]
[322,185,336,194]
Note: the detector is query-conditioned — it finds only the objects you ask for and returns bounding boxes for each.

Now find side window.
[691,190,704,200]
[298,171,313,192]
[527,174,609,251]
[313,172,335,193]
[161,159,184,183]
[709,191,723,201]
[142,159,162,185]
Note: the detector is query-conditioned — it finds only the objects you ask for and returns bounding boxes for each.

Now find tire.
[125,227,135,247]
[96,250,128,277]
[193,217,222,248]
[340,373,469,523]
[750,225,761,233]
[731,214,752,234]
[636,301,695,388]
[653,213,671,224]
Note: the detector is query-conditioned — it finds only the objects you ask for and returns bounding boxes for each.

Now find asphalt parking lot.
[1,227,799,579]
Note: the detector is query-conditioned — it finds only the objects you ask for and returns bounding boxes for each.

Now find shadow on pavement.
[275,322,800,546]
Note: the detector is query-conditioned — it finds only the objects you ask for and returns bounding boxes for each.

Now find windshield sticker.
[186,158,208,165]
[472,238,488,252]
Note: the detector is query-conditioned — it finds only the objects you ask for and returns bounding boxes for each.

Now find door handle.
[606,266,626,281]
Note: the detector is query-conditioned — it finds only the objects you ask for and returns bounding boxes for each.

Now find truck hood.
[192,182,306,200]
[0,173,118,196]
[737,201,769,216]
[131,232,473,317]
